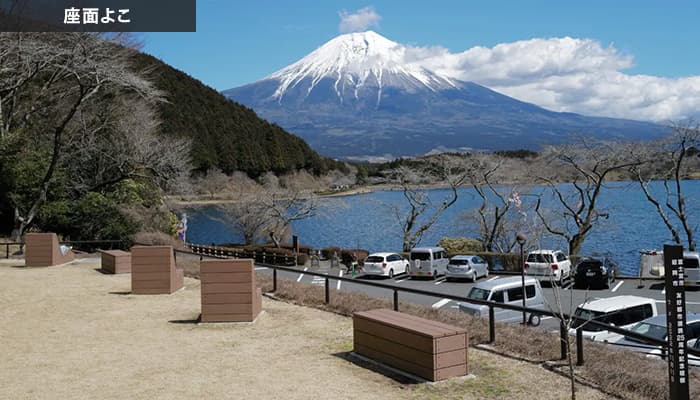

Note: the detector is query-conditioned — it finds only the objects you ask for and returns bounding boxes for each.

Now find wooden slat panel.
[354,331,435,368]
[353,317,434,353]
[200,272,252,283]
[132,272,170,281]
[201,283,253,294]
[200,260,254,274]
[435,333,468,353]
[357,309,464,337]
[435,364,468,381]
[132,280,170,289]
[202,293,253,304]
[202,303,253,314]
[354,343,435,380]
[201,313,255,323]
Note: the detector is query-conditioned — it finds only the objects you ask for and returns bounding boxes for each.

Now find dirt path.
[0,261,607,399]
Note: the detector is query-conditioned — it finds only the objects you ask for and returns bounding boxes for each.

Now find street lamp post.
[516,233,527,325]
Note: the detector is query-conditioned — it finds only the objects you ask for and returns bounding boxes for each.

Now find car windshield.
[578,261,602,269]
[527,253,553,263]
[627,322,667,342]
[572,308,605,331]
[685,257,699,268]
[411,252,430,261]
[365,256,384,263]
[450,259,468,265]
[467,287,490,301]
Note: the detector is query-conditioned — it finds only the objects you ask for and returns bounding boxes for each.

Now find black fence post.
[6,243,9,258]
[393,290,398,311]
[576,327,584,366]
[273,268,277,292]
[489,306,495,343]
[325,277,330,304]
[560,321,568,360]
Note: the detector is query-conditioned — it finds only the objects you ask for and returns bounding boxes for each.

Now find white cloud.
[338,6,381,34]
[403,37,700,121]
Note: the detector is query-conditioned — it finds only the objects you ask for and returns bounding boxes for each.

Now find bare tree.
[535,139,641,255]
[263,189,320,247]
[630,121,699,251]
[466,155,519,252]
[393,155,468,252]
[0,32,162,240]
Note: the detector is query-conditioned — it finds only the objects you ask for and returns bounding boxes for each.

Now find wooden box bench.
[200,259,262,322]
[24,232,74,267]
[100,250,131,274]
[353,309,468,381]
[130,246,184,294]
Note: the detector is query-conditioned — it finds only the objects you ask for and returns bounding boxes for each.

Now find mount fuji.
[223,31,668,160]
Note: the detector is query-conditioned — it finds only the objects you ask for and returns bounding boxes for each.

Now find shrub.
[296,253,309,265]
[132,231,184,249]
[438,236,483,255]
[321,246,342,259]
[340,248,369,267]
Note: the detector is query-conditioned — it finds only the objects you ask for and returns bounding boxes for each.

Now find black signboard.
[663,244,690,400]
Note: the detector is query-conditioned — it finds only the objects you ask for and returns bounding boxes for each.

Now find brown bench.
[100,250,131,274]
[24,232,75,267]
[200,259,262,322]
[130,246,184,294]
[353,309,468,381]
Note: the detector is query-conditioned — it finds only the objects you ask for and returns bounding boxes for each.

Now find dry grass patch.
[176,258,699,400]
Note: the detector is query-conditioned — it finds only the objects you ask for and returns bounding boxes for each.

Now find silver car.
[610,314,700,359]
[458,276,546,326]
[445,255,489,282]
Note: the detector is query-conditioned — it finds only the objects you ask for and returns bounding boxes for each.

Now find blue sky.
[143,1,700,121]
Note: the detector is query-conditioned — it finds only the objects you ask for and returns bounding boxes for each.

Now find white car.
[524,249,572,285]
[362,253,409,278]
[445,255,489,282]
[609,314,700,362]
[569,296,658,342]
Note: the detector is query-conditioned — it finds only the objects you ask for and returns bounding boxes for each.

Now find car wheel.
[484,269,489,278]
[388,269,394,279]
[432,270,438,280]
[528,314,542,327]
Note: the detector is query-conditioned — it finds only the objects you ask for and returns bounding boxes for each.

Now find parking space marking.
[611,281,624,292]
[254,267,268,271]
[432,298,451,309]
[296,267,308,282]
[395,278,409,283]
[434,278,446,285]
[541,316,553,321]
[337,270,343,290]
[487,276,500,281]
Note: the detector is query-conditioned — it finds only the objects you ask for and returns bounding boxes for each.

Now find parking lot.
[254,264,700,334]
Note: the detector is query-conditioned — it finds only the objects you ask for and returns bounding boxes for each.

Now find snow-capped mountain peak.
[266,30,457,103]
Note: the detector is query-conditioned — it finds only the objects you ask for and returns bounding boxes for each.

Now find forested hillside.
[132,52,343,177]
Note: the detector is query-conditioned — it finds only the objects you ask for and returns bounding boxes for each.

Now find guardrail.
[187,243,297,266]
[182,244,700,367]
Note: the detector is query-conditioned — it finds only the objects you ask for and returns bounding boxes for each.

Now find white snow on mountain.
[266,31,458,104]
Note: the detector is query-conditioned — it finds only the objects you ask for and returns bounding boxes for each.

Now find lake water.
[183,181,700,276]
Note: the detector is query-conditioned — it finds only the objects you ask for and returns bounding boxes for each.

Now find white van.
[639,249,700,285]
[569,295,658,342]
[685,251,700,286]
[408,246,448,279]
[639,250,664,277]
[458,276,546,326]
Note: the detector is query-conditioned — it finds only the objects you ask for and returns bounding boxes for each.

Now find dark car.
[574,257,618,289]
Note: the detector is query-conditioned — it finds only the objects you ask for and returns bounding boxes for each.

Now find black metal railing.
[1,239,126,258]
[187,243,297,266]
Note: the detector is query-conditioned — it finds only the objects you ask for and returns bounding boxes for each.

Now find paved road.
[254,264,700,335]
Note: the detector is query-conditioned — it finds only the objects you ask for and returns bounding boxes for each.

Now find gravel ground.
[0,261,607,400]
